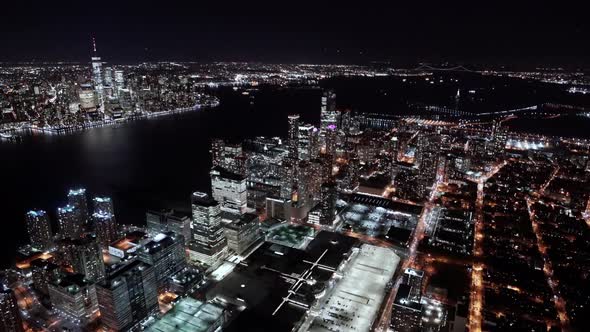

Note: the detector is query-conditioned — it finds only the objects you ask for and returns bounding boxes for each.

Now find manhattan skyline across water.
[1,3,589,332]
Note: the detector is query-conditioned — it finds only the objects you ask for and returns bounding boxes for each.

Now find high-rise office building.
[96,260,158,331]
[298,124,319,161]
[491,120,507,157]
[114,70,125,92]
[324,124,337,157]
[91,37,103,95]
[93,196,114,215]
[415,133,441,198]
[210,166,248,214]
[92,211,118,247]
[320,90,338,131]
[188,192,228,265]
[68,188,89,225]
[166,212,192,246]
[58,235,105,282]
[0,281,24,332]
[146,210,191,245]
[279,159,297,200]
[48,274,99,325]
[30,259,61,296]
[265,197,289,220]
[25,209,53,250]
[138,232,187,289]
[103,67,113,87]
[287,114,300,160]
[223,213,262,255]
[319,182,337,227]
[58,205,83,239]
[78,84,97,112]
[343,157,360,191]
[210,139,246,175]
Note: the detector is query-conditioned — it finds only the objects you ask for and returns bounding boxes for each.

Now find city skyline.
[1,5,589,332]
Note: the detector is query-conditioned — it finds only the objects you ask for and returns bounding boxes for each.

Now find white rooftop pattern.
[146,297,223,332]
[309,244,399,332]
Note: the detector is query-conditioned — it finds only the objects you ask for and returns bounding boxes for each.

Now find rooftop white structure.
[309,244,399,332]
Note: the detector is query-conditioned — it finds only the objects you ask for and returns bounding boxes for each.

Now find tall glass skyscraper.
[57,205,83,239]
[25,209,53,250]
[67,188,89,226]
[188,192,228,265]
[0,280,24,332]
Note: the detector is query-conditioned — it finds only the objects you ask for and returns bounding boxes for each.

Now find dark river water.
[1,75,588,267]
[0,86,322,267]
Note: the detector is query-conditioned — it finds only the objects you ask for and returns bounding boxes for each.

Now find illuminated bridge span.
[413,64,474,72]
[477,105,538,117]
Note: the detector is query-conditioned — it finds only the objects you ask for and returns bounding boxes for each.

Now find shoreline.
[0,100,219,141]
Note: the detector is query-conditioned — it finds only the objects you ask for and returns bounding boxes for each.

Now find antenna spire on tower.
[92,36,97,54]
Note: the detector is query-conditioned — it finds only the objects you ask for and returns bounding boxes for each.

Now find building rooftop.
[309,244,400,332]
[393,284,423,312]
[347,193,423,215]
[210,165,246,181]
[191,192,218,207]
[212,231,359,332]
[141,232,180,254]
[146,297,224,332]
[52,273,90,294]
[225,213,259,230]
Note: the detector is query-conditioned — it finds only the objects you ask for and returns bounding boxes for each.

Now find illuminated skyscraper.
[68,188,89,226]
[96,260,158,331]
[92,212,118,247]
[298,124,319,161]
[48,274,99,325]
[491,120,507,157]
[324,124,337,157]
[91,37,103,97]
[138,232,187,289]
[0,281,24,332]
[114,70,125,98]
[415,133,440,198]
[78,84,97,112]
[188,192,228,265]
[210,166,247,214]
[25,209,53,250]
[210,139,246,175]
[30,259,61,296]
[223,213,261,256]
[59,235,105,282]
[93,196,114,215]
[287,114,300,160]
[343,157,360,191]
[320,90,338,131]
[319,182,337,227]
[104,67,113,87]
[58,205,83,239]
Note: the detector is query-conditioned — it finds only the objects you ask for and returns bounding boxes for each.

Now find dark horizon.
[1,2,588,66]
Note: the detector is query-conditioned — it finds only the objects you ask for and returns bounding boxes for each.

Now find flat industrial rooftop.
[309,244,400,332]
[146,297,223,332]
[213,231,360,332]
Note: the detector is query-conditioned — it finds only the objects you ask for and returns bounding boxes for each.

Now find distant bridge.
[412,64,474,72]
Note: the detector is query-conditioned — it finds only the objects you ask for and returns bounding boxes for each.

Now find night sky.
[0,1,588,64]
